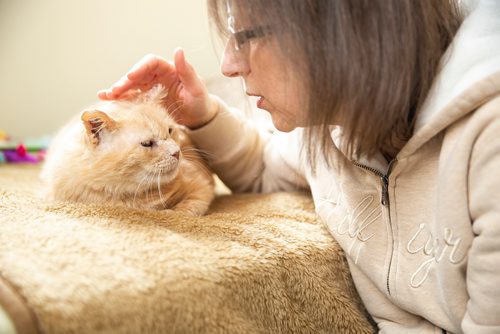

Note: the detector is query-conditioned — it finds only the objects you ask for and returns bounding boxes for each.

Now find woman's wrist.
[187,96,219,130]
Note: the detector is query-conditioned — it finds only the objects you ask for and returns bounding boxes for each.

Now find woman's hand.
[97,48,217,129]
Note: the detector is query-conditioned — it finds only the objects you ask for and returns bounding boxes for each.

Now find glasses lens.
[226,3,270,53]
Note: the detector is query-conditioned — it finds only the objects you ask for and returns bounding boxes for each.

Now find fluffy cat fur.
[40,85,215,216]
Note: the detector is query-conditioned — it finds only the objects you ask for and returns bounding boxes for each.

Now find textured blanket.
[0,165,374,334]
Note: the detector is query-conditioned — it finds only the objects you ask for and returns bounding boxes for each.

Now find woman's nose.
[220,40,250,78]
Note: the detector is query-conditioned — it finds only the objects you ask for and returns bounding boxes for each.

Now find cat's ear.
[81,110,117,145]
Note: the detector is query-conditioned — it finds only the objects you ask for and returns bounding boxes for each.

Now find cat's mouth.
[153,156,180,176]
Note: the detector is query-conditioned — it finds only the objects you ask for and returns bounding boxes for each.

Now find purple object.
[3,150,40,163]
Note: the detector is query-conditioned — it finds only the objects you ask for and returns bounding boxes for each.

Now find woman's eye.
[141,140,154,147]
[233,26,271,50]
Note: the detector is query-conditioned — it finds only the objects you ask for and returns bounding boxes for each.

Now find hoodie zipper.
[352,160,396,295]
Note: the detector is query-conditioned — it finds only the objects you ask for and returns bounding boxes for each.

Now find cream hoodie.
[189,1,500,332]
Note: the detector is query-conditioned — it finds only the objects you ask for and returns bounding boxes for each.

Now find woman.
[98,0,500,332]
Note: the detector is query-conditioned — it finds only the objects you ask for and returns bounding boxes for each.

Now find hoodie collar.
[333,0,500,169]
[398,0,500,159]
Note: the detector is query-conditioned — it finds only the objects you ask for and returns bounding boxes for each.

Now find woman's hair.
[208,0,463,167]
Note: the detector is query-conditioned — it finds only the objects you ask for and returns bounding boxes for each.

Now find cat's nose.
[171,150,180,160]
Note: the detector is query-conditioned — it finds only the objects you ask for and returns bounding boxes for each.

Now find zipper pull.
[381,175,389,206]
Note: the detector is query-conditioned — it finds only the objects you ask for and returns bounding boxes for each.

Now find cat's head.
[79,85,187,189]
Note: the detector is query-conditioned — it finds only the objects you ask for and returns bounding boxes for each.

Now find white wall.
[0,0,227,138]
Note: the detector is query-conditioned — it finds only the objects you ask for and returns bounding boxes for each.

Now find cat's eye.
[168,127,174,135]
[140,140,154,148]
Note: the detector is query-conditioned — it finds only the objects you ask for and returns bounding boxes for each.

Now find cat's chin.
[158,165,180,184]
[135,163,180,189]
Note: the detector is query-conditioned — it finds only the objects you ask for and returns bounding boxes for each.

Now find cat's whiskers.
[147,172,157,201]
[156,169,166,205]
[166,100,182,112]
[138,171,155,203]
[144,173,154,199]
[166,101,184,121]
[181,147,216,160]
[133,171,152,205]
[181,153,211,175]
[152,156,180,175]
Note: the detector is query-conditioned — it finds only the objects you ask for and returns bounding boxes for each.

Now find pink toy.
[4,145,40,163]
[16,144,27,156]
[0,135,49,164]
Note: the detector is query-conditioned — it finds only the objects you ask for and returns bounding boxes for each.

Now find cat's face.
[80,98,186,191]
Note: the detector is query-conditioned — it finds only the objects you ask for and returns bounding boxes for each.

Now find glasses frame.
[227,8,271,51]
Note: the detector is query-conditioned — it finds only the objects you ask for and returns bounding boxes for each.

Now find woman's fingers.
[97,89,111,100]
[98,54,172,100]
[174,48,204,96]
[126,54,161,81]
[127,54,175,79]
[98,52,190,101]
[97,74,135,100]
[111,76,135,95]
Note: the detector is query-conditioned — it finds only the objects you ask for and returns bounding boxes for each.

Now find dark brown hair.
[208,0,463,167]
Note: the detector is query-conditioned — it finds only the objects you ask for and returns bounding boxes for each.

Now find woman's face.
[220,13,307,132]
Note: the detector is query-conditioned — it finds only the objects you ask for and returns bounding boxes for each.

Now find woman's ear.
[81,110,117,145]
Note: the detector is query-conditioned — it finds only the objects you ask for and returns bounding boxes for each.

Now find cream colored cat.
[41,85,215,215]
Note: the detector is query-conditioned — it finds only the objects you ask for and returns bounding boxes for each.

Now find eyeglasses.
[227,8,271,52]
[229,26,271,51]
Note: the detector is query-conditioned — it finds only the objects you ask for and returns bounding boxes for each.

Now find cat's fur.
[41,85,215,215]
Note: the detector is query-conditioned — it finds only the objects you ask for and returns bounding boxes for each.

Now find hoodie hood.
[398,0,500,159]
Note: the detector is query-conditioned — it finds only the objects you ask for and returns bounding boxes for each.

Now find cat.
[40,84,215,216]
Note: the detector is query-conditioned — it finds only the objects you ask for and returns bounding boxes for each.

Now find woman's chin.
[271,118,296,132]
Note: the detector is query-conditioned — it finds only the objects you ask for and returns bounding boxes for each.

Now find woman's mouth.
[256,96,264,109]
[246,92,266,110]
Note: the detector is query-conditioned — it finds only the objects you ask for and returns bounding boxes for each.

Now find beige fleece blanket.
[0,164,374,334]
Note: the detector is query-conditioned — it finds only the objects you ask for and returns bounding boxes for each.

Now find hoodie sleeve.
[462,105,500,333]
[187,96,309,193]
